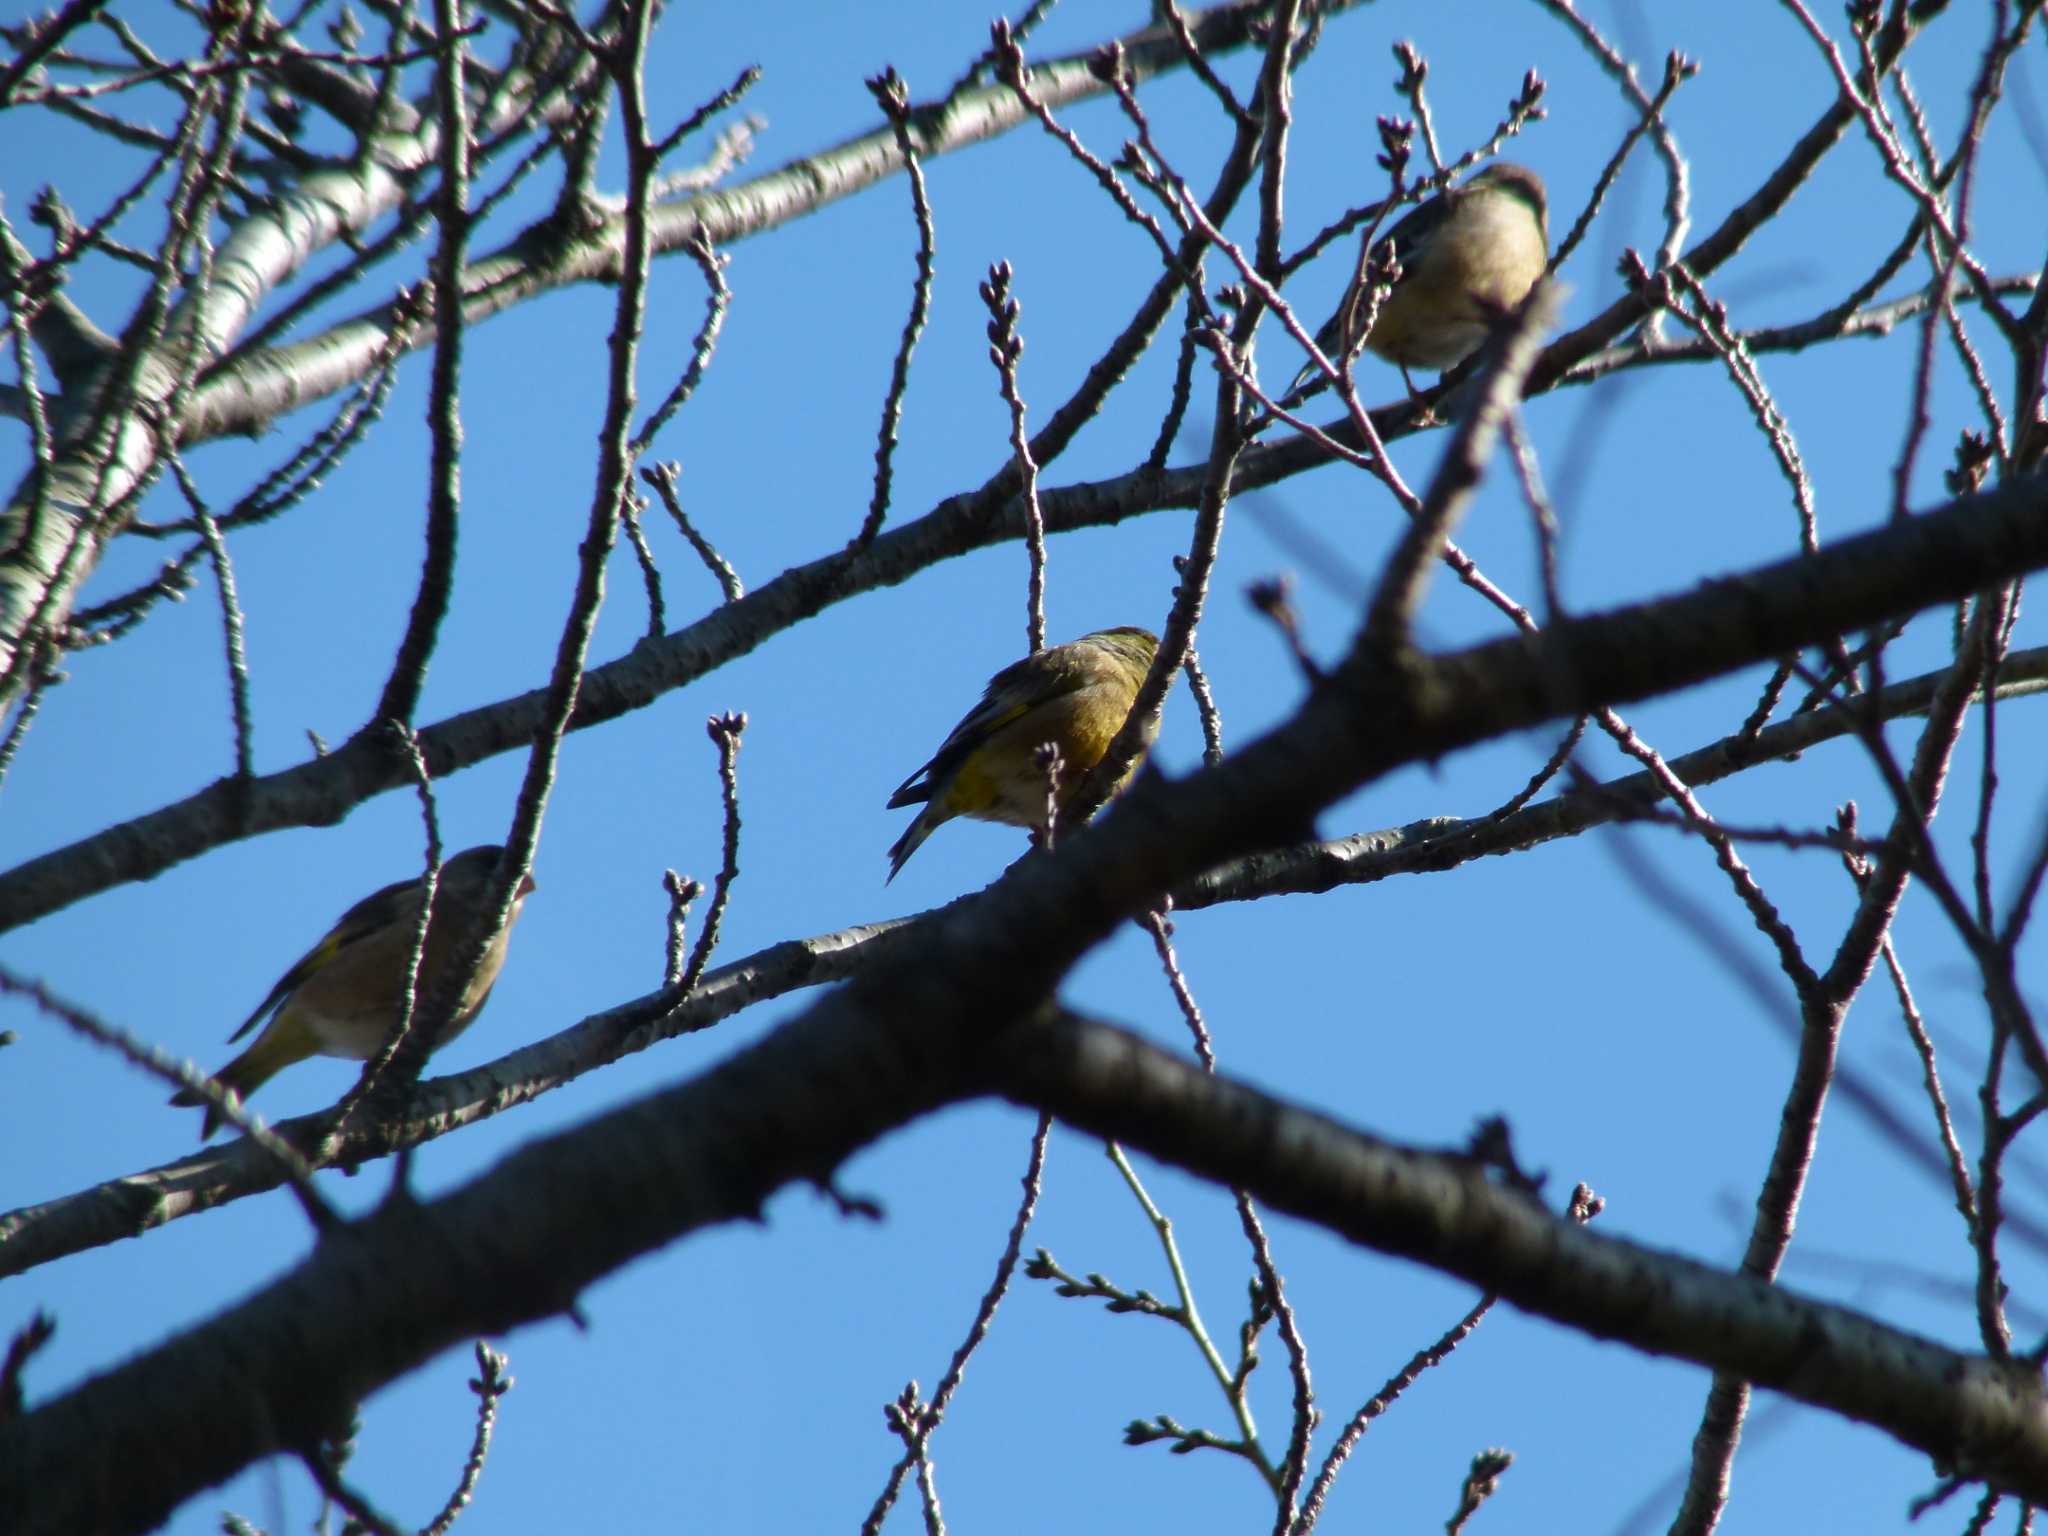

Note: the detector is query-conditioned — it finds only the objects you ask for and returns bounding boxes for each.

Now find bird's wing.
[887,653,1096,808]
[1374,188,1450,275]
[1288,190,1451,404]
[225,873,423,1041]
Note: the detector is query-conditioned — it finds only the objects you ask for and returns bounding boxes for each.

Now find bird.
[886,626,1161,881]
[1283,161,1549,403]
[170,845,535,1137]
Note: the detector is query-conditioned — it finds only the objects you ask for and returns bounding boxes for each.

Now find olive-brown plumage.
[1287,162,1549,400]
[170,845,534,1137]
[886,627,1160,880]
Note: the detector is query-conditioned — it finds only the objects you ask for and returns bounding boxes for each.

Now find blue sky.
[5,3,2048,1532]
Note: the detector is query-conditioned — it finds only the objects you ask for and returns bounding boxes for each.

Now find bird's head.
[1467,162,1548,234]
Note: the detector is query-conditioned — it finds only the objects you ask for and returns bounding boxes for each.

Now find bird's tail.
[169,1014,319,1139]
[886,807,941,883]
[1277,358,1325,411]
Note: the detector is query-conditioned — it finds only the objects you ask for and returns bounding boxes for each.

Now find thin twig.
[420,1341,513,1536]
[0,966,334,1229]
[619,491,666,637]
[0,1311,55,1425]
[860,1113,1052,1536]
[1103,1142,1280,1488]
[981,261,1046,653]
[371,0,473,729]
[661,869,703,990]
[325,727,447,1147]
[677,713,745,997]
[633,230,733,456]
[641,461,743,602]
[1183,649,1224,766]
[854,68,936,548]
[301,1442,404,1536]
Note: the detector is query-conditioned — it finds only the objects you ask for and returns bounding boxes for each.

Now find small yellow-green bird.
[886,626,1161,880]
[171,844,534,1137]
[1286,161,1549,401]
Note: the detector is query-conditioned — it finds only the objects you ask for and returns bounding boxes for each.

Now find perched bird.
[886,626,1161,881]
[1284,161,1549,401]
[171,845,535,1137]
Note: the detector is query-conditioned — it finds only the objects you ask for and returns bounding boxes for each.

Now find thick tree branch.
[0,0,1342,710]
[7,450,2045,935]
[17,637,2048,1276]
[12,453,2048,1522]
[0,916,917,1279]
[177,0,1346,447]
[0,422,1389,930]
[10,465,2045,1280]
[991,1011,2048,1502]
[11,998,2048,1535]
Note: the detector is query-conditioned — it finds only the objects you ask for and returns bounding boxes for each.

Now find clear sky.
[5,3,2047,1533]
